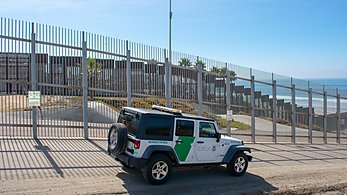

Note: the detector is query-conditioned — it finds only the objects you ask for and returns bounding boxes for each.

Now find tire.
[227,152,248,176]
[142,154,172,185]
[108,123,127,154]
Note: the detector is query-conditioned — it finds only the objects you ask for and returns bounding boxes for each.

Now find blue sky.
[1,0,346,79]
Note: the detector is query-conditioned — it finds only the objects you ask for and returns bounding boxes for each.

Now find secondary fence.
[0,17,346,143]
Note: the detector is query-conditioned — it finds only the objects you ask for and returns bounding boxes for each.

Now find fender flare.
[142,145,179,164]
[222,145,252,164]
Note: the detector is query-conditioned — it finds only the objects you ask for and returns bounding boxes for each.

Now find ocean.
[306,78,347,113]
[308,78,347,92]
[233,78,347,113]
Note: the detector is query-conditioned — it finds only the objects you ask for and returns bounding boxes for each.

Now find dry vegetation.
[95,97,250,130]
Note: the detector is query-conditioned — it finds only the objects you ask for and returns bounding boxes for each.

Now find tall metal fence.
[1,17,346,143]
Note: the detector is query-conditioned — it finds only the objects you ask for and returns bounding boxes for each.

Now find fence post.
[336,90,341,144]
[168,52,172,108]
[291,83,296,144]
[82,32,88,139]
[164,50,171,107]
[126,41,132,107]
[226,67,231,136]
[250,74,256,143]
[308,88,313,143]
[323,89,328,143]
[197,57,203,116]
[31,22,37,139]
[272,79,277,143]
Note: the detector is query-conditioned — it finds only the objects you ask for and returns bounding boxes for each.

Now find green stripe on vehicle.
[174,136,195,161]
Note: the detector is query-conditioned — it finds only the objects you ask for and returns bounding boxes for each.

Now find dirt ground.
[0,139,346,194]
[1,164,346,195]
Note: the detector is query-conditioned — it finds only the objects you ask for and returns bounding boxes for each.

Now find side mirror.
[216,132,221,142]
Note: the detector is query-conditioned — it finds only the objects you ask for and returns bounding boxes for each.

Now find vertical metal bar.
[164,49,171,107]
[168,52,172,107]
[226,67,231,136]
[323,90,328,143]
[82,32,88,139]
[272,79,277,143]
[168,0,172,99]
[250,75,256,143]
[1,19,4,136]
[308,88,313,143]
[197,57,203,116]
[336,90,341,144]
[31,22,37,139]
[126,41,132,107]
[291,84,296,143]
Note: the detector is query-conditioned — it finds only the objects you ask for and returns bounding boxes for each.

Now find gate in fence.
[1,17,346,143]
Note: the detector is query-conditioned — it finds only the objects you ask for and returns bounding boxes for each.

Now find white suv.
[108,105,252,185]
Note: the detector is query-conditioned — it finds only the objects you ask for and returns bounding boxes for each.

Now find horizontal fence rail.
[1,17,347,144]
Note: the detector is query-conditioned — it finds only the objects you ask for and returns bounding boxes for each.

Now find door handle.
[197,141,204,144]
[176,139,182,143]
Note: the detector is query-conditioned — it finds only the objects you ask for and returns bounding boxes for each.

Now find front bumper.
[246,155,253,162]
[114,152,147,168]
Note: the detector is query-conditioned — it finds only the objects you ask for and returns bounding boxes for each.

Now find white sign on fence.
[28,91,41,107]
[226,109,233,121]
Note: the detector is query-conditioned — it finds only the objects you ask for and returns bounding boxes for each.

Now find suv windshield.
[118,110,141,136]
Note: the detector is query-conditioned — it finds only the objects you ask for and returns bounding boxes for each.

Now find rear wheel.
[108,123,127,154]
[142,154,172,185]
[227,152,248,176]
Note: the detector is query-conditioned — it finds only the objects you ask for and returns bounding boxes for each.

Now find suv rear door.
[117,109,141,156]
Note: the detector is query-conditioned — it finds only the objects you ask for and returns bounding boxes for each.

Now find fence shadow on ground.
[250,143,347,167]
[0,138,120,180]
[33,138,64,177]
[1,138,347,194]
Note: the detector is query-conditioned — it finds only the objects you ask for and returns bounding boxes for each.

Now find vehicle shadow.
[116,165,278,195]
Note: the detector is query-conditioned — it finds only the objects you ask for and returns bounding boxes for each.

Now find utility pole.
[169,0,172,68]
[168,0,173,107]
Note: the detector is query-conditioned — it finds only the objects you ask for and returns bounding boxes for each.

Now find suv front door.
[195,121,219,162]
[173,118,196,164]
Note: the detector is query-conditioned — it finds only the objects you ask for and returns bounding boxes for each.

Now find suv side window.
[199,122,217,138]
[176,120,194,137]
[145,117,171,136]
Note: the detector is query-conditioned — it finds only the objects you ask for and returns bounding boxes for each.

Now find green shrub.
[217,118,251,130]
[236,111,248,115]
[95,97,250,130]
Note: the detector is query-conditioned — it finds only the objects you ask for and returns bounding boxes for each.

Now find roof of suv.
[122,107,215,122]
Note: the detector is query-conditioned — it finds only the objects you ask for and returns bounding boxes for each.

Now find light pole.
[168,0,172,107]
[169,0,172,62]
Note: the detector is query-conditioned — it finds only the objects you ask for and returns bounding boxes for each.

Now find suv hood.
[220,135,243,145]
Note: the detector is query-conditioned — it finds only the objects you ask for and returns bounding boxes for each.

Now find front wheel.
[227,152,248,176]
[142,154,172,185]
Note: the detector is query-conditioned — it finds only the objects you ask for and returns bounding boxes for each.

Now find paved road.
[0,138,346,194]
[230,115,347,144]
[2,111,347,144]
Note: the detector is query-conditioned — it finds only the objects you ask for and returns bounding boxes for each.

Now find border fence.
[1,17,346,143]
